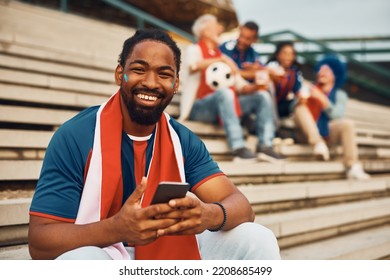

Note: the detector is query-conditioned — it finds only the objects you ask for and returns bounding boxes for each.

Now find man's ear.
[115,64,123,86]
[173,76,180,94]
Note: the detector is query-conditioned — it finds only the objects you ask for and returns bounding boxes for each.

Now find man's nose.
[141,72,158,89]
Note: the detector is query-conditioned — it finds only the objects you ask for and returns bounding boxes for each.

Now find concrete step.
[0,84,108,109]
[240,175,390,213]
[256,197,390,248]
[0,198,31,227]
[202,138,390,157]
[281,225,390,260]
[0,104,78,127]
[0,198,30,246]
[0,244,30,260]
[0,54,114,83]
[0,160,42,181]
[355,127,390,139]
[0,1,134,69]
[219,159,390,184]
[1,158,389,183]
[0,129,52,149]
[276,144,390,160]
[0,68,117,96]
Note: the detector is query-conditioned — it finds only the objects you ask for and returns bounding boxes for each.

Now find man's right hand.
[112,177,180,246]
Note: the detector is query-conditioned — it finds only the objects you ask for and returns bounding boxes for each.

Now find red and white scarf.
[76,91,201,259]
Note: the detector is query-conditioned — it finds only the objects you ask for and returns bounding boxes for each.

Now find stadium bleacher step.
[1,158,389,182]
[256,197,390,248]
[0,68,117,96]
[0,104,78,127]
[0,244,30,260]
[0,84,108,110]
[239,175,390,213]
[0,198,30,247]
[0,0,135,69]
[281,225,390,260]
[0,54,114,83]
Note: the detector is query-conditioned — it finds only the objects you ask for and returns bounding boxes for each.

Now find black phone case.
[150,182,190,204]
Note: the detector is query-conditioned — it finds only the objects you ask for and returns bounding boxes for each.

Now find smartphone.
[150,181,190,205]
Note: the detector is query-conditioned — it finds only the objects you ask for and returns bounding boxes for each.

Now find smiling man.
[28,29,280,260]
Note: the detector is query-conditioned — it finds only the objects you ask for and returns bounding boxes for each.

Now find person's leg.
[197,222,281,260]
[293,103,323,145]
[257,92,276,148]
[189,88,246,151]
[328,118,358,167]
[328,119,369,179]
[294,103,329,160]
[240,91,284,161]
[56,246,113,260]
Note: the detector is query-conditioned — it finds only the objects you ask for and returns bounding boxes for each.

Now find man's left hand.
[153,196,215,236]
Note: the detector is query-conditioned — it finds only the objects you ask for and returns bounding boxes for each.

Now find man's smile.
[134,92,163,107]
[137,93,158,101]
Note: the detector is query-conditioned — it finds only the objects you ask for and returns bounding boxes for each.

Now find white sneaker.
[313,142,330,161]
[347,163,371,180]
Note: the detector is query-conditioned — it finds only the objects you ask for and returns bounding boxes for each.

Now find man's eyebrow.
[128,59,148,66]
[129,60,175,72]
[159,65,175,72]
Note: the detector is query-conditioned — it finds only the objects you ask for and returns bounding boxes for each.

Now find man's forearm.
[28,216,120,259]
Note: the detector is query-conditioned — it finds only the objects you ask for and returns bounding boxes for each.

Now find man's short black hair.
[243,21,259,34]
[118,28,181,74]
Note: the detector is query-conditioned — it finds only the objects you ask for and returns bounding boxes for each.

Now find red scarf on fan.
[306,84,327,121]
[76,90,201,260]
[196,39,241,116]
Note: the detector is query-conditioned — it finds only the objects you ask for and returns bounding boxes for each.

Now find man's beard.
[120,87,172,126]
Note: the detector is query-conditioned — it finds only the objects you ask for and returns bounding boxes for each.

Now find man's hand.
[241,61,262,71]
[153,196,221,236]
[112,177,181,245]
[221,54,240,74]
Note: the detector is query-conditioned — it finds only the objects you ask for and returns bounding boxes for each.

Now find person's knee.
[216,88,235,103]
[341,119,355,131]
[56,246,112,260]
[226,222,281,259]
[255,91,272,105]
[241,223,280,259]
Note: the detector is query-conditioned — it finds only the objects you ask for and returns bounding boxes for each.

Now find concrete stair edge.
[255,197,390,237]
[281,225,390,260]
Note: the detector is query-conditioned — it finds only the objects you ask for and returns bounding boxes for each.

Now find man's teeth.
[137,94,157,101]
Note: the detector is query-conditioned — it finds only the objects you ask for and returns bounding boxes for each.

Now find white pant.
[57,222,281,260]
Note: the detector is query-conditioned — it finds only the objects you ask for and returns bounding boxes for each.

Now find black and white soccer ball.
[205,62,235,90]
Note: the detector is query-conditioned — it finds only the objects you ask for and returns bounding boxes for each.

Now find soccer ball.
[205,62,235,90]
